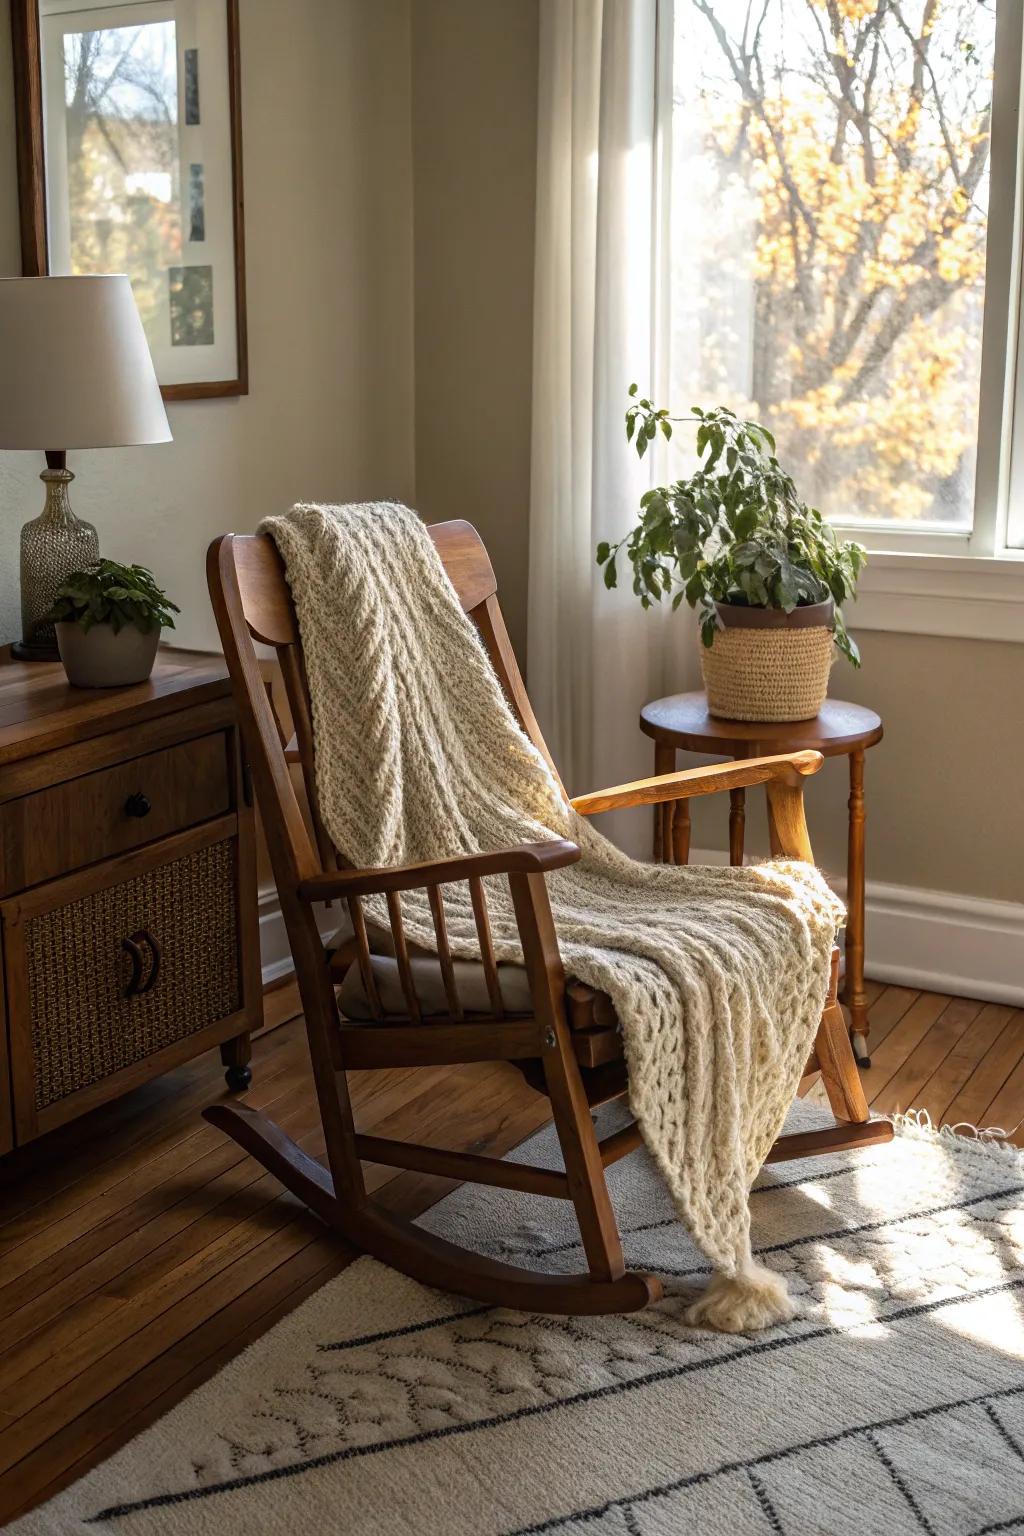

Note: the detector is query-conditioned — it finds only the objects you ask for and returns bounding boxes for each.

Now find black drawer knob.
[125,792,151,819]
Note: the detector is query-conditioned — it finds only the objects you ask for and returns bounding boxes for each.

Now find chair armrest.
[296,839,581,902]
[570,750,823,817]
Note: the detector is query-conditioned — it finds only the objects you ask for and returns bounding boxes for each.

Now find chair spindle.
[427,884,463,1020]
[263,676,290,749]
[347,896,384,1021]
[277,644,338,876]
[469,875,505,1017]
[386,890,422,1023]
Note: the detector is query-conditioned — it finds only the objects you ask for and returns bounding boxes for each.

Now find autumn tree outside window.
[666,0,1024,560]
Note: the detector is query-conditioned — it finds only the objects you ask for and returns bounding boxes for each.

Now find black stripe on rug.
[505,1383,1024,1535]
[317,1180,1024,1335]
[88,1274,1024,1524]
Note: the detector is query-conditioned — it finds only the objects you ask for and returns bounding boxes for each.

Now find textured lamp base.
[11,638,61,663]
[18,452,99,662]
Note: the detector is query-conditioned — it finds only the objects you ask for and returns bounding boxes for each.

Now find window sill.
[846,550,1024,643]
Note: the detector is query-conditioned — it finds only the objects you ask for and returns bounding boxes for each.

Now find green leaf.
[603,560,618,590]
[628,382,638,396]
[596,541,610,564]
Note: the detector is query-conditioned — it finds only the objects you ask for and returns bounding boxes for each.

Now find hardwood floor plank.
[979,1041,1024,1142]
[859,991,950,1105]
[257,976,302,1035]
[0,1085,326,1353]
[0,1239,346,1523]
[869,996,984,1119]
[851,983,920,1055]
[0,1054,310,1282]
[0,1215,333,1502]
[914,1003,1017,1127]
[0,1103,334,1414]
[943,1011,1024,1132]
[0,1024,302,1238]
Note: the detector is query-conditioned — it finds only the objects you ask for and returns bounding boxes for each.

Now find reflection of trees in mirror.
[671,0,996,527]
[62,22,180,339]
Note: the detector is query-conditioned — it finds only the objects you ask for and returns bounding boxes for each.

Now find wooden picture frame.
[10,0,248,401]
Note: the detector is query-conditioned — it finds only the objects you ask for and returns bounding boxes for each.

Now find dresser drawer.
[5,823,245,1139]
[0,731,232,892]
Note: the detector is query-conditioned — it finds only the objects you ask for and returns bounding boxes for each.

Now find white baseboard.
[691,846,1024,1006]
[258,885,338,988]
[838,879,1024,1005]
[259,866,1024,1007]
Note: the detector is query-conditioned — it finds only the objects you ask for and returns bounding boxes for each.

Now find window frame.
[768,0,1024,638]
[662,0,1024,637]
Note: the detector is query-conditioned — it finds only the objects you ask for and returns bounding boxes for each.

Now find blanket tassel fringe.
[684,1260,795,1332]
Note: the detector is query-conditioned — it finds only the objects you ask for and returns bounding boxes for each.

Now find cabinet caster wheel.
[225,1064,252,1092]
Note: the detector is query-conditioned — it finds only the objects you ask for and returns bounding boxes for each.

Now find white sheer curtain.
[528,0,694,851]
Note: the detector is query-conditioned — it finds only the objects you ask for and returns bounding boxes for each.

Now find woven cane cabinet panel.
[0,647,262,1151]
[23,839,241,1112]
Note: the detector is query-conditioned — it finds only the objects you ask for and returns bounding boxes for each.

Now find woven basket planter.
[700,599,836,722]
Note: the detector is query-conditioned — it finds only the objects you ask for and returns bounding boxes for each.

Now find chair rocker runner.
[206,519,892,1317]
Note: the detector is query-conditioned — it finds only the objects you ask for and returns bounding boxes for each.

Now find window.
[667,0,1024,559]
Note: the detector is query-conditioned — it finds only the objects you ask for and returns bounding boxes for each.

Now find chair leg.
[767,998,894,1163]
[815,999,871,1124]
[542,1018,628,1284]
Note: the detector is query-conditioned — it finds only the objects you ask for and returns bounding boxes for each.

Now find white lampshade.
[0,275,171,451]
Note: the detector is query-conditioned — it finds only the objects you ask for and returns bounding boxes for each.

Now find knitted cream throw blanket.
[262,502,845,1331]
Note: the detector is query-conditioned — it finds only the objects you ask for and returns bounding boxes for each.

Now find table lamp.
[0,275,172,660]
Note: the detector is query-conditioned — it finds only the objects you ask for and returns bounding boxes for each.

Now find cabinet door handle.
[138,930,162,994]
[124,792,151,818]
[122,934,145,997]
[122,929,161,997]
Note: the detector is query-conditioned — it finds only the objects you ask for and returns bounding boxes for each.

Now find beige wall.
[0,0,415,651]
[410,0,539,665]
[686,630,1024,903]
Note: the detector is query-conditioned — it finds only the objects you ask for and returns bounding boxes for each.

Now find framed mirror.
[11,0,247,399]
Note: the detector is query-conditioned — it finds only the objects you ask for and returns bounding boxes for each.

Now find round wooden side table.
[639,693,883,1066]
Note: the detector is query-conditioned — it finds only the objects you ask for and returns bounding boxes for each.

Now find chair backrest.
[207,518,562,897]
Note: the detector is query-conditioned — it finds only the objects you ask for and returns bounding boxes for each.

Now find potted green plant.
[597,391,867,722]
[46,559,180,688]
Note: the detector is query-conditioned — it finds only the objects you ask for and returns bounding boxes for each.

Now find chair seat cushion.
[337,952,616,1028]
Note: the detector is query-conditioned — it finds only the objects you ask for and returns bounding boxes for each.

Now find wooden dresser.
[0,646,262,1154]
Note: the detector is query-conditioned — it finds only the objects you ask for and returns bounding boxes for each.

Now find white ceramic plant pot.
[56,621,160,688]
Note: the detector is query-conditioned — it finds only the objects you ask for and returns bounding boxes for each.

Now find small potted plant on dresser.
[46,559,180,688]
[597,392,866,721]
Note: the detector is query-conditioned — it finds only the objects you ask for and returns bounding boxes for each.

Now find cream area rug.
[11,1105,1024,1536]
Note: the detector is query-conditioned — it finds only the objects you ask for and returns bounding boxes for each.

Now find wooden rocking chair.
[205,519,892,1316]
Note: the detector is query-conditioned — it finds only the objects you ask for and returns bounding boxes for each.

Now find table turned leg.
[844,747,870,1067]
[729,788,745,865]
[653,742,674,862]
